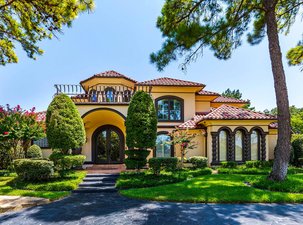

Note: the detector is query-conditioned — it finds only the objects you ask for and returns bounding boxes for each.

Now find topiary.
[124,150,150,170]
[27,144,42,159]
[13,159,54,181]
[220,161,237,168]
[49,151,86,177]
[125,91,157,150]
[46,94,86,154]
[148,157,178,175]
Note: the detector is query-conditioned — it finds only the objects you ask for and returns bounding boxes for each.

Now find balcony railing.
[54,84,151,104]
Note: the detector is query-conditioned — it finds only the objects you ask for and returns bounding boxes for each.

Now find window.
[156,97,183,121]
[33,138,49,149]
[156,134,172,157]
[251,130,260,160]
[235,131,243,161]
[219,130,227,161]
[105,87,115,102]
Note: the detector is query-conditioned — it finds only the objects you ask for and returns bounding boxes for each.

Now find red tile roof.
[212,96,248,103]
[179,105,276,129]
[36,111,46,122]
[196,90,220,96]
[136,77,205,87]
[80,70,137,84]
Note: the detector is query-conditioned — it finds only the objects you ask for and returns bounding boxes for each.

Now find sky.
[0,0,302,112]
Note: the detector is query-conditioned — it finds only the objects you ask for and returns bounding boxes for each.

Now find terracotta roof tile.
[137,77,205,87]
[80,70,137,84]
[196,90,220,96]
[179,105,276,129]
[212,96,248,103]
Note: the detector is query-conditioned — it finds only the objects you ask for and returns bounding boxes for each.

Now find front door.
[92,125,124,164]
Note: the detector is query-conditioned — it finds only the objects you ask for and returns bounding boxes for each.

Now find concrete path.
[0,192,302,225]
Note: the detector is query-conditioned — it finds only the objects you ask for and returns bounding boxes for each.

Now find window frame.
[155,96,184,122]
[154,131,174,157]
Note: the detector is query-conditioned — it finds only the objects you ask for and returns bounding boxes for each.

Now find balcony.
[54,84,151,104]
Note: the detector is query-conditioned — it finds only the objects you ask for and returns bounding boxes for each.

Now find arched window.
[235,130,244,161]
[156,96,183,121]
[105,87,115,102]
[219,130,228,161]
[251,130,260,160]
[156,133,173,157]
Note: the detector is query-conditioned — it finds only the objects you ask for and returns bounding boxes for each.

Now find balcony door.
[92,125,124,164]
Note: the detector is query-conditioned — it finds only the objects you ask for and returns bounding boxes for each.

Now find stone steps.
[73,174,119,194]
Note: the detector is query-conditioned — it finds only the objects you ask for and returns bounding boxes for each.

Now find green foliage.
[250,174,303,193]
[220,161,237,168]
[49,152,86,176]
[116,168,212,189]
[46,94,86,153]
[125,91,157,150]
[287,40,303,70]
[13,159,54,181]
[27,144,42,159]
[222,88,255,110]
[0,105,45,158]
[148,157,178,175]
[188,156,207,169]
[218,167,270,175]
[0,0,94,65]
[0,144,13,169]
[291,135,303,166]
[245,160,273,168]
[151,0,303,71]
[124,150,150,170]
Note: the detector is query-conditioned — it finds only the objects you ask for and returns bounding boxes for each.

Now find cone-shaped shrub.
[46,94,85,154]
[126,91,157,150]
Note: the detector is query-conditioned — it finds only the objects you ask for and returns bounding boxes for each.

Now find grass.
[120,173,303,203]
[0,170,86,200]
[116,168,212,189]
[217,166,303,175]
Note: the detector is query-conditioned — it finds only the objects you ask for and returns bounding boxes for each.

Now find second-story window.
[156,96,183,122]
[105,87,115,102]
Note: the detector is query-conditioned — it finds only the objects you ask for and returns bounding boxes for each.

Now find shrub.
[291,135,303,166]
[124,150,150,170]
[27,144,42,159]
[46,94,86,154]
[148,157,178,175]
[13,159,54,181]
[125,91,157,150]
[183,168,212,177]
[49,152,86,176]
[0,144,13,169]
[245,160,272,168]
[188,156,208,169]
[220,161,237,168]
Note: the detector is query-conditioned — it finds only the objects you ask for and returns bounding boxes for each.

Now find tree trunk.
[264,0,292,181]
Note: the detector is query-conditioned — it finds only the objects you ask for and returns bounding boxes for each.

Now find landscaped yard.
[0,170,86,200]
[120,170,303,203]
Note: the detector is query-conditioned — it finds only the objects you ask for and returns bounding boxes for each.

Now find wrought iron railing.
[54,84,151,104]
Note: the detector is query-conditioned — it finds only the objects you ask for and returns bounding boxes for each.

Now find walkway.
[0,191,302,225]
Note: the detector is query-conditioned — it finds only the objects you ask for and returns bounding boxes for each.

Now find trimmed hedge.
[220,161,237,168]
[49,152,86,176]
[27,144,42,159]
[124,150,150,170]
[188,156,208,169]
[13,159,54,181]
[245,160,273,168]
[148,157,178,175]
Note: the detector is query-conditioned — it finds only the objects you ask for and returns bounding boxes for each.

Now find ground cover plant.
[0,170,86,200]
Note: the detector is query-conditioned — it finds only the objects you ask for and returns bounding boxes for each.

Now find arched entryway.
[92,125,125,164]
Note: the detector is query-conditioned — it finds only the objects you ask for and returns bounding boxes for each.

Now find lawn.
[0,170,86,200]
[120,173,303,203]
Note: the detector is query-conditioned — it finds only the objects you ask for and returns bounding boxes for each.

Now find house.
[37,70,278,165]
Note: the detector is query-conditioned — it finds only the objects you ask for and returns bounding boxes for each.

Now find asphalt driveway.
[0,192,302,225]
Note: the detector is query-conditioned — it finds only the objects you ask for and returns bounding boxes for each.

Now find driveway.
[0,192,302,225]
